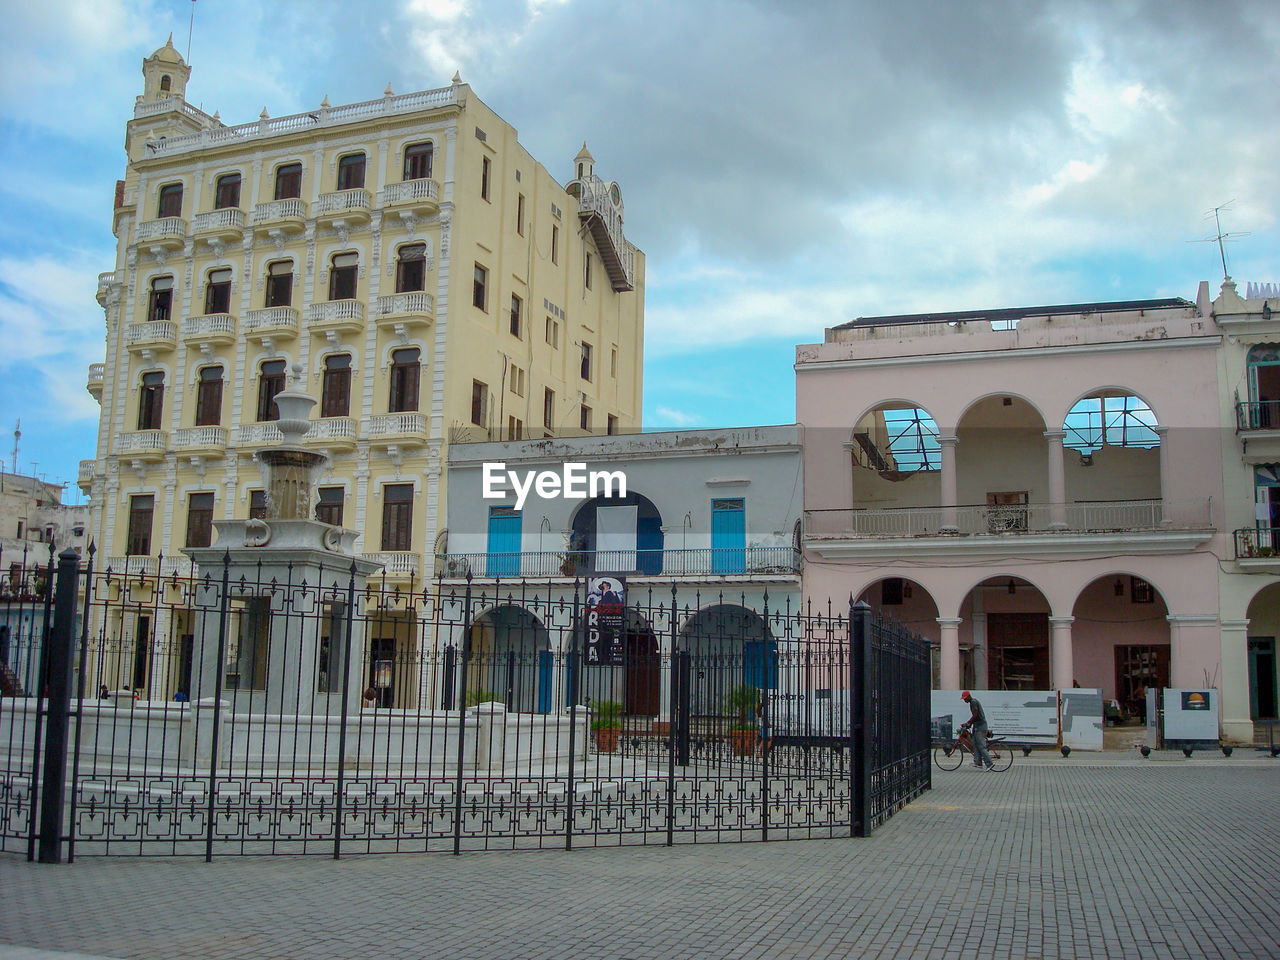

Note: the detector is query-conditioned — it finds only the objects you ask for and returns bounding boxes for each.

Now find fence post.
[205,552,231,863]
[675,651,691,767]
[564,578,580,852]
[332,562,358,860]
[25,543,55,861]
[36,548,81,864]
[66,544,97,864]
[452,575,474,855]
[850,599,873,839]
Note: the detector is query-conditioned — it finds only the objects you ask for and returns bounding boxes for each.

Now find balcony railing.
[78,460,97,484]
[233,423,284,446]
[252,198,308,224]
[191,209,245,232]
[305,300,365,324]
[805,499,1212,539]
[243,307,300,335]
[362,552,421,577]
[1236,400,1280,432]
[380,179,440,206]
[365,413,427,438]
[136,217,187,242]
[172,426,228,451]
[376,292,434,317]
[124,321,177,346]
[315,189,372,216]
[113,430,168,456]
[1235,527,1280,559]
[181,314,236,339]
[439,546,801,579]
[306,417,357,443]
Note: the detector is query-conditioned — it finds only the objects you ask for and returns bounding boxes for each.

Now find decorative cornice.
[805,529,1214,560]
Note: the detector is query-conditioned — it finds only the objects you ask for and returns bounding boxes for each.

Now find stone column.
[1044,429,1068,530]
[1218,619,1254,743]
[1049,615,1075,689]
[939,435,959,533]
[937,617,962,690]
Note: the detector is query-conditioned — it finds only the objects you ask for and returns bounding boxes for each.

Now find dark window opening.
[204,268,231,314]
[274,163,302,200]
[510,294,522,338]
[148,276,173,322]
[316,487,344,527]
[137,372,164,430]
[471,380,488,427]
[249,490,268,520]
[127,496,154,556]
[185,492,215,548]
[329,252,358,300]
[157,183,183,218]
[265,261,293,307]
[404,142,433,180]
[321,354,352,418]
[381,484,414,551]
[337,153,366,191]
[257,360,287,422]
[395,244,426,293]
[473,264,488,310]
[214,173,241,210]
[195,366,223,426]
[389,348,420,413]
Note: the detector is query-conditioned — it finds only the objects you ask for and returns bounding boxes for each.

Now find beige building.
[82,37,645,588]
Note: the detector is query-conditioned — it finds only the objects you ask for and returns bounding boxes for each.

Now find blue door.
[743,639,778,689]
[537,650,554,714]
[486,506,522,577]
[711,499,746,574]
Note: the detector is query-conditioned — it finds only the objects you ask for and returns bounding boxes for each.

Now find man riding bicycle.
[960,690,994,770]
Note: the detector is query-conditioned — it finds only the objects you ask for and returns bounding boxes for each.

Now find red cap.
[961,690,971,700]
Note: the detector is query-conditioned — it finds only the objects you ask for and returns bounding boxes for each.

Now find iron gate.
[0,548,930,860]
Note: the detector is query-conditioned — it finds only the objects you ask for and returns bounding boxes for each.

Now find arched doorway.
[1071,575,1170,718]
[679,604,776,715]
[960,576,1051,690]
[470,605,552,713]
[1246,584,1280,722]
[569,491,664,575]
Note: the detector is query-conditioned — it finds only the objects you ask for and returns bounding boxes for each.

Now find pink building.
[796,296,1233,734]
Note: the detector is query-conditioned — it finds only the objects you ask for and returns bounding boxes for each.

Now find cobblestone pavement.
[1,754,1277,960]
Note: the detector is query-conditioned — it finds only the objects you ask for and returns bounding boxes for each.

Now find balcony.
[191,208,245,242]
[375,292,434,332]
[172,426,228,457]
[314,189,372,229]
[77,459,98,493]
[304,417,358,452]
[181,313,237,349]
[1235,400,1280,463]
[251,199,308,241]
[103,556,194,579]
[124,321,177,355]
[1234,527,1280,568]
[361,552,420,584]
[379,178,440,217]
[135,217,187,251]
[86,363,105,400]
[438,546,801,580]
[364,413,428,449]
[804,499,1215,559]
[113,430,168,461]
[305,299,365,336]
[242,307,299,344]
[232,423,284,447]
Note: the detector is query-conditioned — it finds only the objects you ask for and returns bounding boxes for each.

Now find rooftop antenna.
[186,0,197,63]
[10,419,18,474]
[1192,201,1250,281]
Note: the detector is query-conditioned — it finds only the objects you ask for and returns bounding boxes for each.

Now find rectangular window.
[381,484,414,551]
[395,244,426,293]
[584,252,592,290]
[266,261,293,307]
[257,360,287,422]
[509,294,522,338]
[471,380,488,426]
[611,346,618,379]
[481,156,491,200]
[157,183,183,218]
[137,372,164,430]
[607,415,618,436]
[509,365,525,397]
[337,153,366,191]
[195,366,223,427]
[881,578,904,606]
[516,193,525,236]
[545,317,559,348]
[508,416,523,440]
[580,342,593,381]
[148,276,173,322]
[249,490,268,520]
[329,252,358,300]
[389,348,420,413]
[185,492,215,548]
[127,495,154,556]
[204,268,232,314]
[551,224,559,264]
[580,404,591,431]
[1131,577,1155,604]
[404,142,433,181]
[321,354,352,418]
[274,163,302,201]
[473,263,488,311]
[315,487,344,527]
[544,388,555,430]
[214,173,241,210]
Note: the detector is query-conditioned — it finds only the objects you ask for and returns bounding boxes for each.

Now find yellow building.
[82,37,645,588]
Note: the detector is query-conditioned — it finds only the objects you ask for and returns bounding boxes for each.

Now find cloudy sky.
[1,0,1276,497]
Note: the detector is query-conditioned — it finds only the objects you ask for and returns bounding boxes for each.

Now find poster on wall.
[585,576,626,666]
[931,690,1059,746]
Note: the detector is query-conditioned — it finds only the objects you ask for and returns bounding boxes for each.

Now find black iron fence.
[1,550,930,860]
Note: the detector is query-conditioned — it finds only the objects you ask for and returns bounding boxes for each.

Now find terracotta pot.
[595,727,621,753]
[727,728,758,757]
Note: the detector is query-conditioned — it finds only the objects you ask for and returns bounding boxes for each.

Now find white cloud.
[653,406,700,427]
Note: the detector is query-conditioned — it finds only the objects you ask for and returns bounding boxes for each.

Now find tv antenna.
[10,419,18,474]
[1191,201,1250,281]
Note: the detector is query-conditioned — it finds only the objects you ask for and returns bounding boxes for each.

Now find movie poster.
[585,576,626,665]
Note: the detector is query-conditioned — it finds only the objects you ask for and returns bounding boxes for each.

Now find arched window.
[204,268,231,314]
[328,252,358,300]
[274,163,302,200]
[159,75,171,96]
[404,142,433,181]
[137,372,165,430]
[265,260,293,307]
[148,276,173,322]
[395,244,426,293]
[1246,345,1280,429]
[157,182,183,218]
[195,366,223,426]
[321,354,352,418]
[337,153,365,191]
[214,173,241,210]
[257,360,287,422]
[389,348,420,413]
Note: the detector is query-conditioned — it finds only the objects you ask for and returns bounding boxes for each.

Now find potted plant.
[590,699,623,753]
[560,534,588,576]
[725,684,761,757]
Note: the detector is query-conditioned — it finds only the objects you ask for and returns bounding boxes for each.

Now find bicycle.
[933,729,1014,771]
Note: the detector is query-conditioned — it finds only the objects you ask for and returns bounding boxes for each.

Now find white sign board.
[1058,688,1105,750]
[931,690,1059,746]
[1163,688,1219,742]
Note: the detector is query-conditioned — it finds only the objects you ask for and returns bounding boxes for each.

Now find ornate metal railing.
[1236,400,1280,432]
[440,546,801,579]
